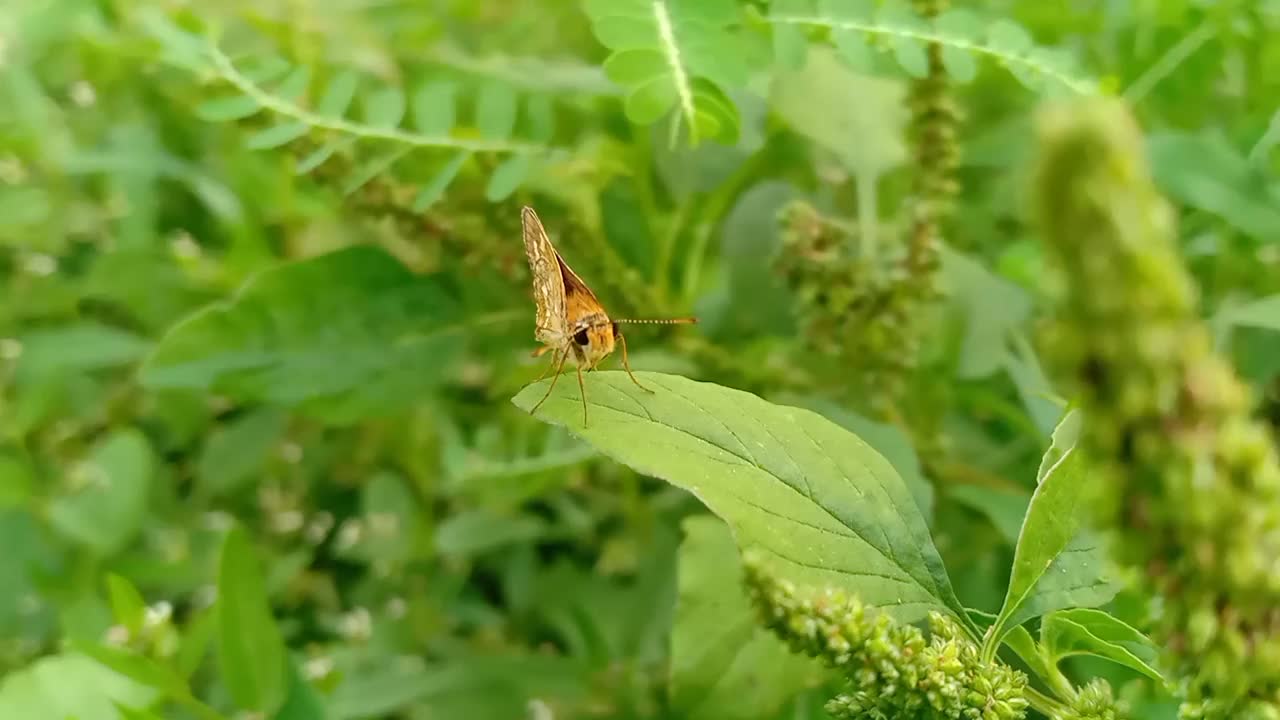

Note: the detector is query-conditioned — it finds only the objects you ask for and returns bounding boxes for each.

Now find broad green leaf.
[216,527,288,715]
[670,516,827,719]
[1002,334,1063,437]
[194,95,262,121]
[196,408,288,497]
[625,77,679,124]
[940,246,1032,378]
[947,485,1029,544]
[1001,625,1058,682]
[475,83,518,139]
[771,47,908,178]
[246,122,309,150]
[15,322,149,382]
[356,472,420,565]
[412,152,470,211]
[434,508,547,557]
[364,86,406,128]
[276,660,328,720]
[140,247,507,422]
[317,70,360,118]
[177,609,216,679]
[1041,609,1163,682]
[1219,294,1280,331]
[604,49,669,85]
[0,653,155,720]
[106,574,147,634]
[988,411,1118,644]
[513,371,971,626]
[413,81,456,135]
[49,428,154,555]
[485,154,532,201]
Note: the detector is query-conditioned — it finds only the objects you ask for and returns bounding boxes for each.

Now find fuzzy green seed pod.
[1033,98,1280,718]
[742,551,1029,720]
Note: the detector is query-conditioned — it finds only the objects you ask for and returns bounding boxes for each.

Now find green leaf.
[273,66,312,102]
[49,428,154,555]
[1000,625,1059,682]
[246,122,309,150]
[947,485,1029,545]
[879,2,929,78]
[195,95,263,121]
[1041,609,1163,682]
[1148,132,1280,239]
[317,71,360,118]
[770,47,908,178]
[935,9,981,82]
[525,95,556,142]
[140,247,502,422]
[216,526,288,715]
[276,659,328,720]
[341,148,410,195]
[512,371,971,627]
[475,83,518,139]
[988,411,1118,646]
[413,81,457,135]
[177,609,216,679]
[435,509,547,557]
[940,246,1032,378]
[485,154,532,201]
[106,574,147,634]
[412,152,470,211]
[364,86,406,128]
[0,652,156,720]
[1215,294,1280,343]
[75,643,189,698]
[294,138,351,175]
[15,322,149,382]
[196,409,288,497]
[670,516,827,719]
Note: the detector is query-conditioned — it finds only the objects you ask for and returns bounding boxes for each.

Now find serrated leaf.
[413,81,457,135]
[140,247,499,422]
[513,371,972,627]
[1042,609,1163,682]
[412,152,470,211]
[670,517,827,719]
[49,429,154,555]
[475,83,518,139]
[194,95,263,122]
[106,574,146,635]
[485,154,532,201]
[364,86,407,128]
[988,410,1119,645]
[245,122,309,150]
[317,70,360,118]
[216,527,288,715]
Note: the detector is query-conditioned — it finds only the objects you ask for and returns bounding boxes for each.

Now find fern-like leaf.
[585,0,753,145]
[767,0,1095,95]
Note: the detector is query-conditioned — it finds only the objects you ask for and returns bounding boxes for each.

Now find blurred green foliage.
[1,0,1278,718]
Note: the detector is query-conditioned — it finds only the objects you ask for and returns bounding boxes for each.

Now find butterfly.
[521,206,696,426]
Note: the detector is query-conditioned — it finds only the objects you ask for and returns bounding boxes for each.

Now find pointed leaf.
[106,574,147,634]
[513,371,971,627]
[412,152,470,211]
[413,81,456,135]
[988,411,1119,644]
[273,66,312,102]
[49,429,154,555]
[671,516,827,719]
[476,83,518,139]
[195,95,263,122]
[342,149,409,195]
[525,95,556,143]
[216,527,288,714]
[1041,609,1163,682]
[364,86,406,128]
[75,643,188,698]
[485,154,532,201]
[317,70,360,118]
[245,122,309,150]
[294,138,351,175]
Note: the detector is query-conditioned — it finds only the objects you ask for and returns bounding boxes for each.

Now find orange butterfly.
[521,206,696,425]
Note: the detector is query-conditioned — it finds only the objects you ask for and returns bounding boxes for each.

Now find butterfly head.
[571,320,616,366]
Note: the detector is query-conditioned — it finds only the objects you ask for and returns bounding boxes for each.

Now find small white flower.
[385,596,406,619]
[170,231,201,260]
[104,625,130,646]
[303,655,334,680]
[272,510,304,534]
[279,442,303,464]
[338,607,372,640]
[144,601,173,628]
[69,80,96,107]
[21,253,57,276]
[527,698,553,720]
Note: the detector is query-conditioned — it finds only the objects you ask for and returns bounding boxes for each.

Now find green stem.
[1025,685,1070,718]
[679,145,772,303]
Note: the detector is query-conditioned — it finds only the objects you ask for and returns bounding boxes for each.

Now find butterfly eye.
[573,328,590,346]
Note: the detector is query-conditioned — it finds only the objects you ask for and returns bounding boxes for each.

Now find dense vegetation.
[2,1,1279,719]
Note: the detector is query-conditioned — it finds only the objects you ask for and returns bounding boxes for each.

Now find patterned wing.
[521,207,567,345]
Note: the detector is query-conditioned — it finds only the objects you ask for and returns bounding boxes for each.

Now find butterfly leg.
[529,346,569,416]
[615,328,653,394]
[532,346,560,385]
[575,360,588,426]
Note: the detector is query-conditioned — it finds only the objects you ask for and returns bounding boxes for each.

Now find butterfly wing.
[521,207,568,346]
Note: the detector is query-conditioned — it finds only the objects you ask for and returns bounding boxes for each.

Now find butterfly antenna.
[612,317,698,325]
